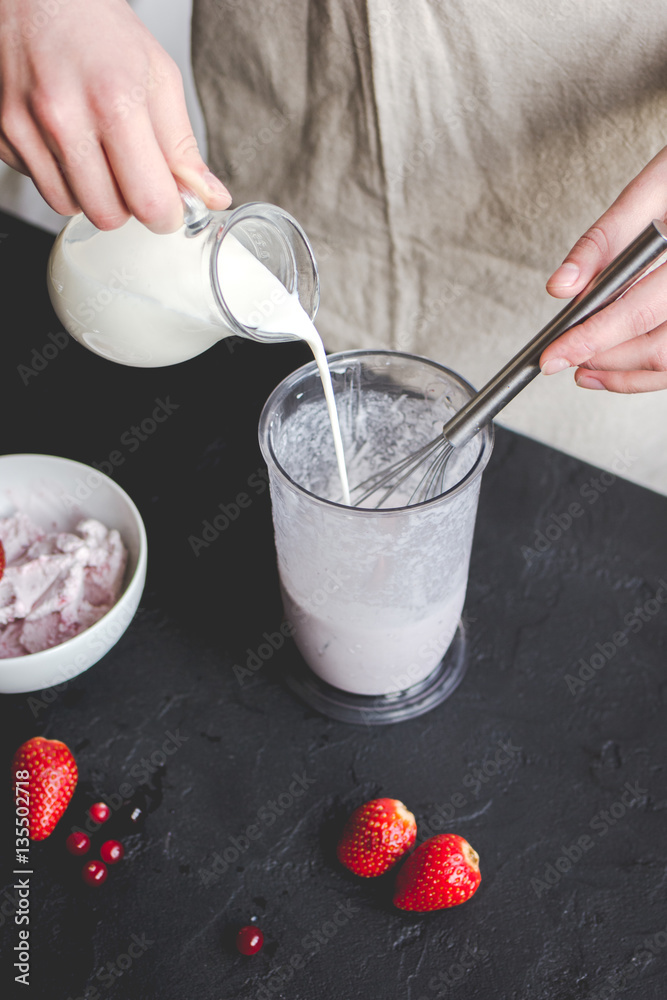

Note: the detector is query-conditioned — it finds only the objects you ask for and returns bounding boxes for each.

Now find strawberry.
[393,833,481,911]
[337,797,417,877]
[0,539,4,581]
[12,737,78,840]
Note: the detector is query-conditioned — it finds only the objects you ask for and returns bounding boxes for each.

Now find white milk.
[48,216,351,503]
[48,218,226,366]
[216,237,351,504]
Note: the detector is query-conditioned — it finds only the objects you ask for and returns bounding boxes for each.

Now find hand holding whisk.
[351,220,667,508]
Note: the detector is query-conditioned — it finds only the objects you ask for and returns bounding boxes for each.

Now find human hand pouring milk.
[47,198,667,723]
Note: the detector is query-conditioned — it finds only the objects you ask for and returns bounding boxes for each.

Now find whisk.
[351,220,667,508]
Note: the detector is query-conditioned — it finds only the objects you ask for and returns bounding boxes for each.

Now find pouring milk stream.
[216,235,351,505]
[47,199,351,505]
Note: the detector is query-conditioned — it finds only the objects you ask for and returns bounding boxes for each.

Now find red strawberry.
[393,833,481,911]
[12,737,78,840]
[337,798,416,877]
[0,539,5,581]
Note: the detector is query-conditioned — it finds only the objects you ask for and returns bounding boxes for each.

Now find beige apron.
[192,0,667,493]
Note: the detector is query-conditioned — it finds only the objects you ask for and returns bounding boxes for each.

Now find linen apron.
[192,0,667,494]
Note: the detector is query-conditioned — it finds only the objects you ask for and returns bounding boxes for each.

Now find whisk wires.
[350,433,453,508]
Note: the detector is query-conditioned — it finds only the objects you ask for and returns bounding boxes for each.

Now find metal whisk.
[352,220,667,508]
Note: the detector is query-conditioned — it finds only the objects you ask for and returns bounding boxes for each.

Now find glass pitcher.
[46,190,320,367]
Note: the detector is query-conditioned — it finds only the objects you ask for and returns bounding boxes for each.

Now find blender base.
[283,623,467,725]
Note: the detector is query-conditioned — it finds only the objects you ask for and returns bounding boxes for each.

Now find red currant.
[100,840,124,864]
[66,832,91,856]
[236,925,264,956]
[88,802,111,824]
[82,860,108,887]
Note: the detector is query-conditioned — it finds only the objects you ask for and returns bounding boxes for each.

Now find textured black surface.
[1,209,667,1000]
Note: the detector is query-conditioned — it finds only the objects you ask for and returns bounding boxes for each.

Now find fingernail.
[204,171,231,201]
[550,261,580,286]
[541,357,571,375]
[576,375,605,390]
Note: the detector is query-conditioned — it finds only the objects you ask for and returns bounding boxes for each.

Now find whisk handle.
[443,219,667,448]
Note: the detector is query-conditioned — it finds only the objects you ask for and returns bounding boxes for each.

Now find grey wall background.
[0,0,205,234]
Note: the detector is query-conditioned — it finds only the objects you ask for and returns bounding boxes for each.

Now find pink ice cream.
[0,511,127,657]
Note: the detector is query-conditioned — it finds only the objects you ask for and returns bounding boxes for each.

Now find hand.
[0,0,231,233]
[540,145,667,393]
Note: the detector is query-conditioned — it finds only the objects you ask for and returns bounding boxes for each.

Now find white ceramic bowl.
[0,454,147,694]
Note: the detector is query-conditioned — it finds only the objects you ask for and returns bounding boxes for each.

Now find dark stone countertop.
[0,209,666,1000]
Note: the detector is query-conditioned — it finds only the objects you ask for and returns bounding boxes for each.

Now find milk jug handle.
[177,184,212,236]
